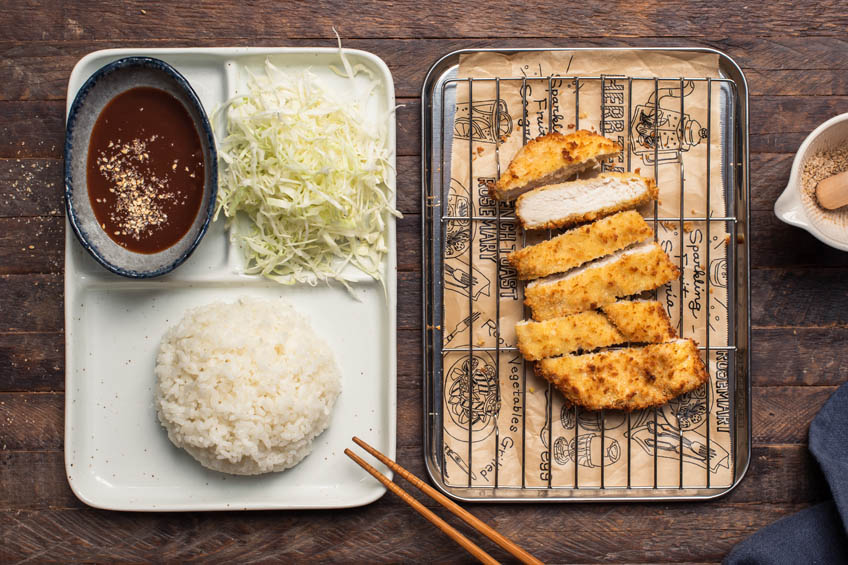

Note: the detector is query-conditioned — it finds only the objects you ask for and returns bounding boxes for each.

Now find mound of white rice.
[154,297,341,475]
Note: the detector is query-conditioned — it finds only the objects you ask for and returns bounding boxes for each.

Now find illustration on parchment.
[444,312,481,346]
[626,391,730,473]
[541,392,624,469]
[444,352,500,443]
[444,262,491,300]
[454,99,513,143]
[630,80,708,166]
[710,257,728,289]
[444,444,477,481]
[446,179,476,259]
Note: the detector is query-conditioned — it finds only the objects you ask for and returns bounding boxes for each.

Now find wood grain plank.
[0,392,63,450]
[747,69,848,96]
[751,386,835,444]
[0,444,825,512]
[0,448,826,561]
[0,101,64,159]
[4,37,848,102]
[0,501,813,564]
[751,211,848,269]
[2,1,846,42]
[0,273,63,332]
[751,268,848,328]
[396,214,421,272]
[753,328,848,386]
[0,158,63,217]
[0,332,63,392]
[751,153,793,212]
[0,217,63,274]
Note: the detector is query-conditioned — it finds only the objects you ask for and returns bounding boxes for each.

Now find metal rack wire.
[423,55,749,501]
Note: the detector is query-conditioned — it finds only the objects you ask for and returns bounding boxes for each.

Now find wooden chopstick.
[349,436,543,565]
[344,448,499,565]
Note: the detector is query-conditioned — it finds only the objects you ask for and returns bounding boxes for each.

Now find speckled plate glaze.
[64,48,397,511]
[64,56,217,277]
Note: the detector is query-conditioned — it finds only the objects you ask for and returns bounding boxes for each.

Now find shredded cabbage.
[214,57,400,289]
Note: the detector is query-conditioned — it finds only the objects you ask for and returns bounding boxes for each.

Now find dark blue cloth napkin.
[724,383,848,564]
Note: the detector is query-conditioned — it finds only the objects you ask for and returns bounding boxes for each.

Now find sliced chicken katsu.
[536,339,708,411]
[508,210,652,280]
[516,311,624,361]
[524,241,679,321]
[516,300,675,361]
[491,130,621,202]
[601,300,677,343]
[515,172,658,230]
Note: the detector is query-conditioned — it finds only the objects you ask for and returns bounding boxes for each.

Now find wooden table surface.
[2,2,847,562]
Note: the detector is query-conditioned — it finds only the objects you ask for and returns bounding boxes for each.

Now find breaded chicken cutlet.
[515,172,658,230]
[508,210,652,280]
[516,300,676,361]
[524,241,679,321]
[603,299,677,343]
[516,311,624,361]
[536,338,708,411]
[490,130,621,202]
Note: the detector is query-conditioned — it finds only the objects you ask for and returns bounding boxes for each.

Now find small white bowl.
[774,112,848,251]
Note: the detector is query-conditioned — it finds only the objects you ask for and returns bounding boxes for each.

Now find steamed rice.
[154,297,341,475]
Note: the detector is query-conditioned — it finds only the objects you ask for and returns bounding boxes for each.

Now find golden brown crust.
[507,211,652,280]
[515,173,659,231]
[515,312,624,361]
[491,130,621,201]
[601,300,677,343]
[524,242,680,321]
[536,339,709,411]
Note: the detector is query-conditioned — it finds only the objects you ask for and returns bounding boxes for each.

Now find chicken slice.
[515,311,624,361]
[536,339,708,411]
[524,241,679,321]
[515,172,658,230]
[601,300,677,343]
[490,130,621,202]
[508,210,652,280]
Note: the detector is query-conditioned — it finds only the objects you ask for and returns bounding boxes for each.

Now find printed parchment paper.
[441,50,733,490]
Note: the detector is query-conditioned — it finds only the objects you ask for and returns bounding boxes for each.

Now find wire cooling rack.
[422,49,751,502]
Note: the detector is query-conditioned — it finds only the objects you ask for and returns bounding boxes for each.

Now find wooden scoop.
[816,170,848,210]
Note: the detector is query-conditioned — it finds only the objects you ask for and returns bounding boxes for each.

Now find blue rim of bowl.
[64,56,218,278]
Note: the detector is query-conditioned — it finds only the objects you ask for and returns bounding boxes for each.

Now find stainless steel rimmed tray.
[421,48,751,502]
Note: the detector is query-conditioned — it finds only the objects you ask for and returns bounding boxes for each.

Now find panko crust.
[508,210,652,280]
[536,339,708,411]
[515,311,624,361]
[602,300,677,343]
[524,242,680,321]
[491,130,621,201]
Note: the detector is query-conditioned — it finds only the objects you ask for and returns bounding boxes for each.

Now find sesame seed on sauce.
[87,87,204,254]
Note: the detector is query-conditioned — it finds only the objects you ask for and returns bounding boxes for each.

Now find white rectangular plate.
[64,47,397,511]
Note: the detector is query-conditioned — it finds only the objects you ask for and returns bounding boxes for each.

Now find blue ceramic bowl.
[64,57,217,278]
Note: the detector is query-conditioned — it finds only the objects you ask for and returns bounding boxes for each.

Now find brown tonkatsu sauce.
[87,87,205,254]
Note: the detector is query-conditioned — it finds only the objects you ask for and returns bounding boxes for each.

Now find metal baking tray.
[421,48,750,502]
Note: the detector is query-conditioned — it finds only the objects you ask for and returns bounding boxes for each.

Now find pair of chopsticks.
[345,437,542,565]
